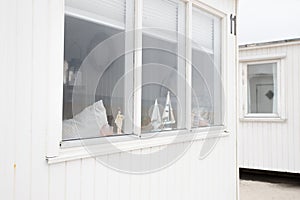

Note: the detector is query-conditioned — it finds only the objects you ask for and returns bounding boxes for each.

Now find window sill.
[240,116,286,122]
[47,126,229,164]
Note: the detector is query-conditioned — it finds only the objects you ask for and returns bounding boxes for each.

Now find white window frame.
[46,0,230,162]
[239,54,286,121]
[190,2,226,131]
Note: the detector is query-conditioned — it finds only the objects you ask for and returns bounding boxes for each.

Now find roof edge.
[239,38,300,48]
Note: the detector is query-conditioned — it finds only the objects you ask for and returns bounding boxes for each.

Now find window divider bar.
[133,0,143,137]
[124,0,135,134]
[185,1,192,130]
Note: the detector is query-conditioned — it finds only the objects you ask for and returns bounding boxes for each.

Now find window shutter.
[143,0,183,41]
[66,0,126,29]
[192,8,216,53]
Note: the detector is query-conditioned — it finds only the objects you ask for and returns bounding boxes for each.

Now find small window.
[247,63,277,114]
[240,57,286,120]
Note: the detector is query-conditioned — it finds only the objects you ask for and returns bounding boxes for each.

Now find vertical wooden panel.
[118,152,132,200]
[139,148,150,200]
[129,149,142,200]
[291,45,298,172]
[14,0,33,199]
[48,163,66,200]
[107,153,120,200]
[165,144,178,200]
[80,158,96,200]
[31,0,50,199]
[94,155,109,200]
[148,146,161,200]
[0,0,17,199]
[158,145,168,200]
[180,142,192,200]
[65,160,81,200]
[287,45,294,171]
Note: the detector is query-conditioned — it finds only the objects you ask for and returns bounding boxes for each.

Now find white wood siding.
[239,42,300,173]
[0,0,237,200]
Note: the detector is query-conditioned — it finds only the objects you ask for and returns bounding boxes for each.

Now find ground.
[240,180,300,200]
[240,171,300,200]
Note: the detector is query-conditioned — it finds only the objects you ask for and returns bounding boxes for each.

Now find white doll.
[115,109,124,134]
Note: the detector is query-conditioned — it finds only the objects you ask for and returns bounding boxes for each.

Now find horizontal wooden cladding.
[239,43,300,174]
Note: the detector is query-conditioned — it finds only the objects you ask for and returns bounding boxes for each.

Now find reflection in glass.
[141,0,186,132]
[63,14,130,140]
[191,7,222,128]
[247,63,277,114]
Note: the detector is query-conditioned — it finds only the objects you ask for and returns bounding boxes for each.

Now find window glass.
[141,0,186,132]
[191,7,222,128]
[63,0,133,140]
[247,63,277,114]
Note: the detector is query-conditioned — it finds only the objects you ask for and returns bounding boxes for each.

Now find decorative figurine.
[115,109,124,134]
[162,91,176,130]
[63,60,69,84]
[151,99,162,131]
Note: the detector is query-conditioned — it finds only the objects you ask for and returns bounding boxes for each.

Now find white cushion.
[62,100,108,140]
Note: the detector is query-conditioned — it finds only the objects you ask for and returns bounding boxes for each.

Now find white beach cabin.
[0,0,238,200]
[239,39,300,174]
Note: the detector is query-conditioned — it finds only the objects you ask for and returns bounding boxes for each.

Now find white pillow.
[62,100,108,140]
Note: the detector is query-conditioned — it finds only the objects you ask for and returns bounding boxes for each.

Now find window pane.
[247,63,277,114]
[141,0,186,132]
[63,0,133,140]
[191,7,222,128]
[66,0,126,28]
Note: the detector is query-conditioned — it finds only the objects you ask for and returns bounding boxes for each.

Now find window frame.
[239,55,286,121]
[63,0,135,138]
[56,0,229,153]
[190,2,225,129]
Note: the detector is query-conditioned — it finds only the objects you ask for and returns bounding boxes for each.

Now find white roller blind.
[143,0,177,31]
[192,8,219,53]
[143,0,184,41]
[66,0,126,29]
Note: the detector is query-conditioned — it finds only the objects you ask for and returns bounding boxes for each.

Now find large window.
[62,0,225,141]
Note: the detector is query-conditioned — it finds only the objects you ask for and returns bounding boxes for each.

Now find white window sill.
[240,115,286,122]
[47,126,229,164]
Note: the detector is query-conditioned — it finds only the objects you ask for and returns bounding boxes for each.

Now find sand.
[240,180,300,200]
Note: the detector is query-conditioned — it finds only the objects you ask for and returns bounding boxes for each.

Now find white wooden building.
[0,0,238,200]
[239,39,300,174]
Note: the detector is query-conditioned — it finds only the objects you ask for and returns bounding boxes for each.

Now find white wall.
[239,42,300,173]
[0,0,238,199]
